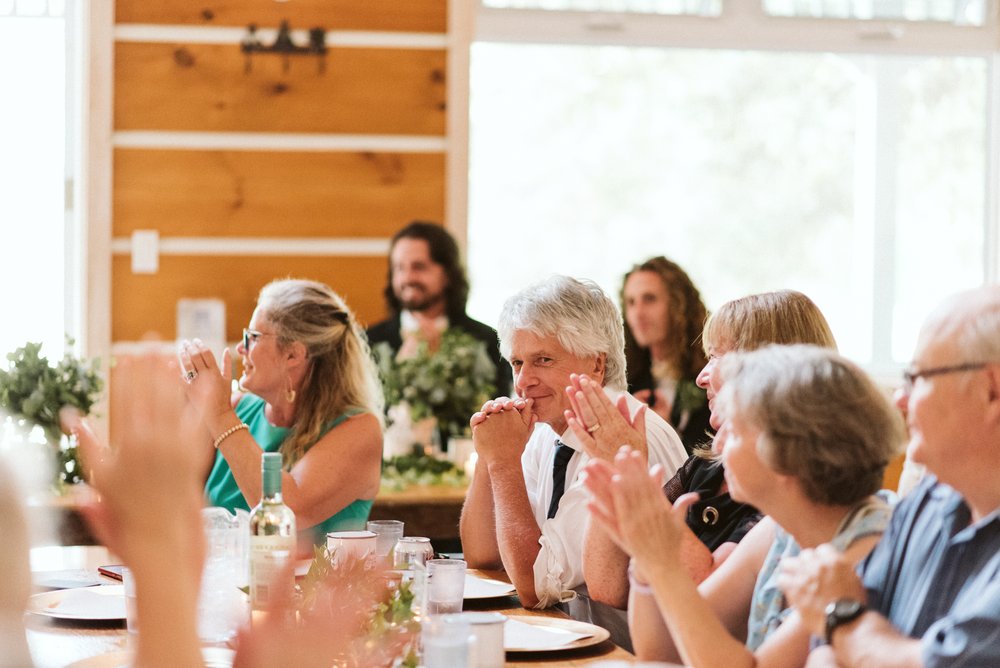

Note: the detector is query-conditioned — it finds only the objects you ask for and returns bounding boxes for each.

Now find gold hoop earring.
[285,378,296,403]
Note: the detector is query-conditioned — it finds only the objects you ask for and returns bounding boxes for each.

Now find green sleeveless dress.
[204,394,374,544]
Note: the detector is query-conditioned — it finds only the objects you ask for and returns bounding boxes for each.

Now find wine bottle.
[249,452,296,613]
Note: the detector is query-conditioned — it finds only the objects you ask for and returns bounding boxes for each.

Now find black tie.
[547,440,576,519]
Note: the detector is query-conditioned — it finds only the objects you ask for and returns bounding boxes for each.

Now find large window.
[466,5,993,376]
[0,0,77,358]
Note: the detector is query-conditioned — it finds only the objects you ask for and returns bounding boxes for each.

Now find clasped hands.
[470,396,537,464]
[778,544,868,637]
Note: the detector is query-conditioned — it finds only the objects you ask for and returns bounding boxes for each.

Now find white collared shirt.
[399,310,449,337]
[521,388,687,607]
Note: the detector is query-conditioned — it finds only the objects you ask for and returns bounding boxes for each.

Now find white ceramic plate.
[67,647,235,668]
[503,615,611,653]
[464,573,517,599]
[27,585,125,621]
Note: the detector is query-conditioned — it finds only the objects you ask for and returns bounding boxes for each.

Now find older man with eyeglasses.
[778,284,1000,667]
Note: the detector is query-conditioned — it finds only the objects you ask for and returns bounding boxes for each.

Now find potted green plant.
[0,340,103,487]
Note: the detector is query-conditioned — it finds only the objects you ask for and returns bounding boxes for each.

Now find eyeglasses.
[242,328,275,350]
[901,362,989,394]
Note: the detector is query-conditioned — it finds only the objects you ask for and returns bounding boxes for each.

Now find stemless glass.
[426,559,466,615]
[366,520,404,566]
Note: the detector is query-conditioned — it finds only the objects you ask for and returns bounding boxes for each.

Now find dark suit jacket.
[366,312,512,398]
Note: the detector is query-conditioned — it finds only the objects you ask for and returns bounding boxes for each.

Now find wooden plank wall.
[111,0,448,346]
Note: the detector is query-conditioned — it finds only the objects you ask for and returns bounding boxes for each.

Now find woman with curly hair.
[622,256,711,452]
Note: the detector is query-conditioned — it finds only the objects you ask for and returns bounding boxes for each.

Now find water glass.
[422,614,475,668]
[393,536,434,570]
[426,559,466,615]
[326,530,377,566]
[199,507,250,643]
[366,520,404,565]
[123,567,138,635]
[448,612,506,668]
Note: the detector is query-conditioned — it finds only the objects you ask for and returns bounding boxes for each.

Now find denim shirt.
[860,475,1000,667]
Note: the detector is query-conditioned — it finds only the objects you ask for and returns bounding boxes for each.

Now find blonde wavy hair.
[256,279,384,466]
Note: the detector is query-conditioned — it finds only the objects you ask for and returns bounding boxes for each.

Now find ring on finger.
[587,424,602,433]
[184,370,198,382]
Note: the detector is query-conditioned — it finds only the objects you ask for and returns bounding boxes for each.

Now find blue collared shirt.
[860,475,1000,666]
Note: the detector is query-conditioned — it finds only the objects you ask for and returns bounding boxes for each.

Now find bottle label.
[250,537,295,608]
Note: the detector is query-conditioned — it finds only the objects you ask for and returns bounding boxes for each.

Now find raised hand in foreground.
[67,351,206,668]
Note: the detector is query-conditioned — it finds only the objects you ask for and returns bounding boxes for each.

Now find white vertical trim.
[870,59,905,368]
[81,0,114,441]
[63,0,79,350]
[987,54,1000,283]
[447,0,474,254]
[851,55,878,364]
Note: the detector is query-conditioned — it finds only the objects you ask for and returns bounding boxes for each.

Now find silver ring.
[184,370,198,381]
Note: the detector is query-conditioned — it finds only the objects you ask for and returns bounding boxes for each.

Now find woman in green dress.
[181,278,384,546]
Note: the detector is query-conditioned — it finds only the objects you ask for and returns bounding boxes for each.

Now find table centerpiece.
[374,328,497,458]
[0,340,103,488]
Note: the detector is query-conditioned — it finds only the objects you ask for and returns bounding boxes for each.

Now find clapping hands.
[584,447,699,581]
[68,351,206,569]
[564,374,648,463]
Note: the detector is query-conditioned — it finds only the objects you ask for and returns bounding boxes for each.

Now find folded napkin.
[464,574,516,599]
[503,617,593,651]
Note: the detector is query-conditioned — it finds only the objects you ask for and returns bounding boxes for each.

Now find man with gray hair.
[460,275,687,612]
[780,284,1000,667]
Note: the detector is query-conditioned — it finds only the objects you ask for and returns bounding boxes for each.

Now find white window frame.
[455,0,1000,378]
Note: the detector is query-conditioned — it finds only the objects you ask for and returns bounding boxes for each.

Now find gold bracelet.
[213,423,249,449]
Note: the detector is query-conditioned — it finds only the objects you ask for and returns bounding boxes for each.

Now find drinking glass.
[422,614,474,668]
[366,520,404,566]
[426,559,466,615]
[123,567,138,635]
[449,612,506,668]
[198,508,250,644]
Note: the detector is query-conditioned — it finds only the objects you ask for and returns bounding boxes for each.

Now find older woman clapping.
[585,345,904,667]
[181,279,384,545]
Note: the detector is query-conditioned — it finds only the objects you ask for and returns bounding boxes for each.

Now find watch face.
[833,599,863,617]
[825,598,866,644]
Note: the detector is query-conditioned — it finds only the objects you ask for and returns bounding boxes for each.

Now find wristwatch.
[824,598,867,645]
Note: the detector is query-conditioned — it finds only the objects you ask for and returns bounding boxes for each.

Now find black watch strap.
[824,598,867,645]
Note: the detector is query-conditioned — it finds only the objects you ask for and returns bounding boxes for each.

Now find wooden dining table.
[25,546,635,667]
[31,483,470,550]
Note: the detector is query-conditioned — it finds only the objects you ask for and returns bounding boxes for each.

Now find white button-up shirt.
[522,388,687,607]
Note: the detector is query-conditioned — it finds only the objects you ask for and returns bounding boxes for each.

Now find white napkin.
[464,574,516,599]
[503,617,593,651]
